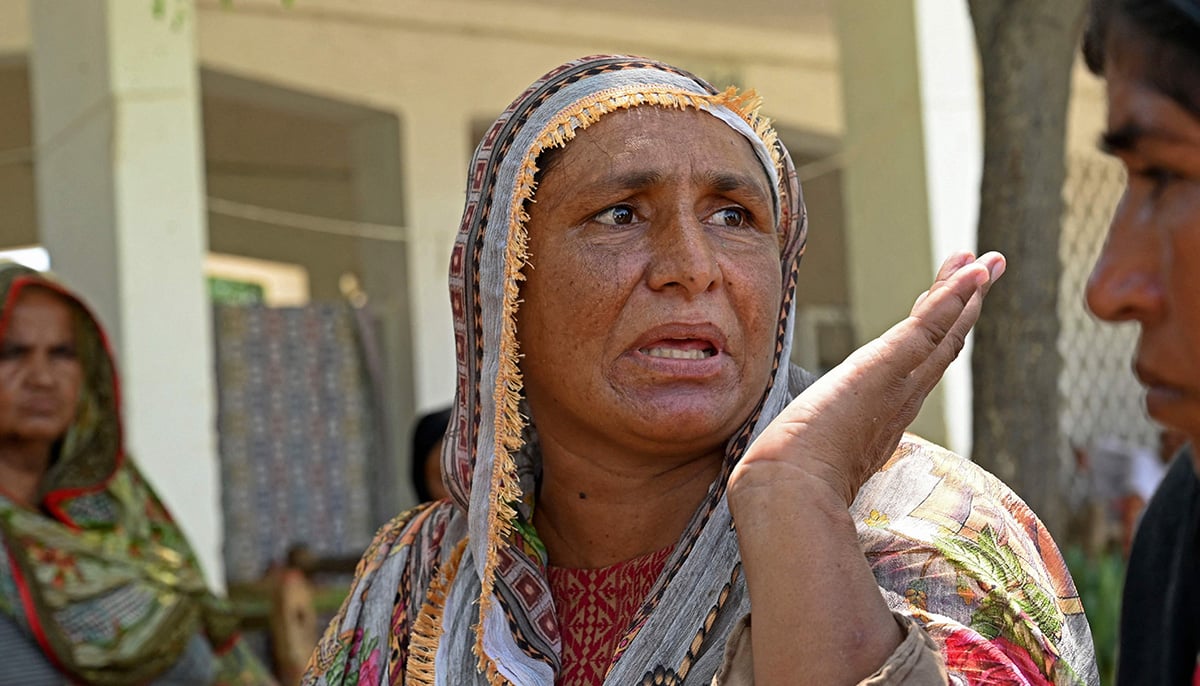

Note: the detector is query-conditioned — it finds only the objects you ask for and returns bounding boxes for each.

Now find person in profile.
[1082,0,1200,682]
[0,262,275,685]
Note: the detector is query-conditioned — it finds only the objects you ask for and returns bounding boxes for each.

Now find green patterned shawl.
[0,262,272,685]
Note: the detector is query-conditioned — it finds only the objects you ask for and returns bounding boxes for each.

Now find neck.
[533,431,722,569]
[0,440,54,508]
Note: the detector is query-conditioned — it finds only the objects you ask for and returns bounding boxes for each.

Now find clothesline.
[0,142,845,241]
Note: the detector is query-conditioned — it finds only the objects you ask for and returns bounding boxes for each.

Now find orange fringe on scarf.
[474,83,782,685]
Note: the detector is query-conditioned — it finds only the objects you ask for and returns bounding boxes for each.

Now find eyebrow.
[705,171,770,197]
[579,169,772,215]
[1099,119,1199,154]
[1099,123,1143,154]
[610,170,663,191]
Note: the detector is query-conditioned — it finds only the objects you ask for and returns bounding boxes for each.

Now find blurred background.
[0,1,1149,681]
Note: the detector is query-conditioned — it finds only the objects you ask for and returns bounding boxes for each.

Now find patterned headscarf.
[0,264,122,504]
[441,54,805,684]
[306,54,1097,686]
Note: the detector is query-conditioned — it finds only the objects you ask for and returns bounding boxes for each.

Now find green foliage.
[150,0,189,30]
[208,277,265,305]
[217,0,296,7]
[152,0,295,30]
[1064,546,1124,685]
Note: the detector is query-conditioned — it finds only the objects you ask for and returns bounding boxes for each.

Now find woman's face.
[517,107,782,462]
[0,288,83,449]
[1087,36,1200,447]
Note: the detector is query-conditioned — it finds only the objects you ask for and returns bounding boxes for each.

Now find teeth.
[642,347,714,360]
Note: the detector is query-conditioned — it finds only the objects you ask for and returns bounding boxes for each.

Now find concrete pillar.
[401,108,472,413]
[833,1,980,452]
[350,114,418,513]
[29,1,223,584]
[914,0,982,455]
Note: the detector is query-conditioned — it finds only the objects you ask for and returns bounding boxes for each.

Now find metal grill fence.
[1058,153,1158,455]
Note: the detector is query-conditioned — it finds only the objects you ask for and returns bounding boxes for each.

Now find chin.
[629,402,750,448]
[14,426,70,444]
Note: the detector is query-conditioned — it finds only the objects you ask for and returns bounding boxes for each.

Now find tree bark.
[967,0,1087,537]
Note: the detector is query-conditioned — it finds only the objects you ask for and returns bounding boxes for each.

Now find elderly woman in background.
[0,263,274,685]
[304,56,1097,685]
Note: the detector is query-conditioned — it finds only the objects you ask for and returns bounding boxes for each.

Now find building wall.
[0,63,36,247]
[0,0,28,56]
[202,85,362,300]
[189,0,846,414]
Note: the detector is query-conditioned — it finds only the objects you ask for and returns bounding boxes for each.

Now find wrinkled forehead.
[2,280,70,327]
[517,67,782,223]
[1,278,92,351]
[536,106,774,197]
[13,282,72,307]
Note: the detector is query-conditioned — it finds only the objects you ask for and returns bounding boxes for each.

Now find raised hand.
[726,250,1005,686]
[731,250,1005,507]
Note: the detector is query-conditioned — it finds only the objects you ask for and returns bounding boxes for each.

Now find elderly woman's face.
[518,107,782,460]
[1087,39,1200,446]
[0,288,83,447]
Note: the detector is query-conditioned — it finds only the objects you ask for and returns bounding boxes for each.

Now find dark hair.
[523,144,568,229]
[410,407,452,502]
[532,144,566,186]
[1083,0,1200,115]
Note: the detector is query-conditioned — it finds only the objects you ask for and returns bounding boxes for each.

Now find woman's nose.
[20,351,57,388]
[645,213,721,296]
[1085,197,1165,325]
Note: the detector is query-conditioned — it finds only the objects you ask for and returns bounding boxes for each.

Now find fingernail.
[988,257,1007,281]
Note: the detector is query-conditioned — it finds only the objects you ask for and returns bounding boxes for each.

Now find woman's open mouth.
[629,324,728,373]
[640,342,718,360]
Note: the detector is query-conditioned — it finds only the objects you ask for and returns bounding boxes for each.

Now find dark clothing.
[1118,448,1200,684]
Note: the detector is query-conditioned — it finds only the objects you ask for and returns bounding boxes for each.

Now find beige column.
[833,1,981,450]
[350,114,418,510]
[913,0,983,455]
[401,108,473,413]
[29,1,223,584]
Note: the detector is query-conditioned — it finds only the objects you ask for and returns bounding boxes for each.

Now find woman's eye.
[1149,168,1178,194]
[50,345,77,360]
[710,207,749,228]
[1135,167,1180,197]
[593,205,637,226]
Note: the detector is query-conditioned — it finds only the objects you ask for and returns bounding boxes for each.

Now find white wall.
[915,0,982,456]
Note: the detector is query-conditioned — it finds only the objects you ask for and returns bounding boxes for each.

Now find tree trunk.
[967,0,1087,538]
